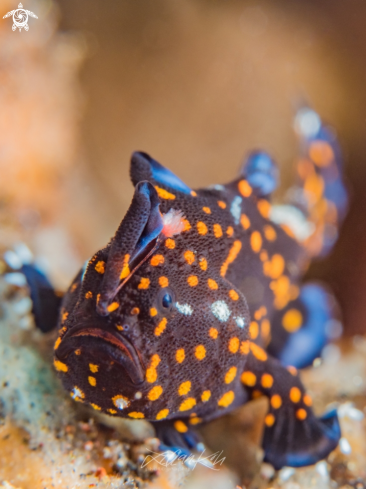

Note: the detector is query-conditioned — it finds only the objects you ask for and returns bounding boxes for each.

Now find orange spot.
[265,414,275,427]
[220,240,242,277]
[250,231,262,253]
[228,337,239,354]
[207,278,218,290]
[217,200,226,209]
[131,307,140,315]
[182,219,191,232]
[138,278,150,289]
[238,180,252,197]
[54,360,68,372]
[226,226,234,237]
[201,390,211,402]
[148,385,163,401]
[199,257,208,271]
[240,340,250,355]
[263,254,285,279]
[178,381,191,396]
[89,363,99,373]
[176,348,185,363]
[74,349,81,355]
[303,394,313,407]
[209,327,218,339]
[257,199,271,218]
[241,371,256,386]
[260,250,268,262]
[191,190,197,197]
[296,408,308,420]
[174,420,188,433]
[271,394,282,409]
[240,214,251,230]
[261,373,274,389]
[282,309,303,333]
[116,325,123,331]
[197,221,208,235]
[107,302,119,313]
[187,275,199,287]
[155,186,176,200]
[156,409,169,420]
[250,342,267,361]
[218,391,235,408]
[225,366,237,384]
[150,307,157,317]
[202,206,211,214]
[228,289,239,301]
[88,376,96,387]
[309,140,334,167]
[264,225,277,241]
[54,337,61,350]
[159,276,169,288]
[213,223,223,238]
[151,255,164,266]
[289,387,301,403]
[195,345,206,360]
[120,254,131,279]
[287,366,298,376]
[165,238,176,249]
[146,354,161,383]
[249,321,259,340]
[85,291,93,299]
[261,319,271,340]
[155,318,167,336]
[184,250,195,265]
[95,261,105,274]
[108,409,117,414]
[128,412,145,419]
[179,397,196,411]
[189,416,202,425]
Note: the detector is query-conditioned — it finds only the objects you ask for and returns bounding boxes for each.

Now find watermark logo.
[3,3,38,31]
[141,449,226,471]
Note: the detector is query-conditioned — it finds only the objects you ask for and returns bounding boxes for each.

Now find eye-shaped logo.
[3,3,38,32]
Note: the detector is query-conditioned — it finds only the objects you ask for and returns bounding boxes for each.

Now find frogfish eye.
[162,293,172,309]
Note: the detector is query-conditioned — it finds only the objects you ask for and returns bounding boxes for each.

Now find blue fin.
[152,419,202,454]
[130,152,193,195]
[21,264,62,332]
[267,283,340,369]
[240,151,279,197]
[263,407,340,469]
[268,283,341,368]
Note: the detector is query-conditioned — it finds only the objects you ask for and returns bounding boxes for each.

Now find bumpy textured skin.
[53,109,347,470]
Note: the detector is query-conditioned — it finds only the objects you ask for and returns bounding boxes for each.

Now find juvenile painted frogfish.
[53,108,348,470]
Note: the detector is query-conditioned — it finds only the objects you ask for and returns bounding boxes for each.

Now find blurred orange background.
[1,0,366,333]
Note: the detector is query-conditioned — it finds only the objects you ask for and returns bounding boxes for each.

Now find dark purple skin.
[53,113,347,469]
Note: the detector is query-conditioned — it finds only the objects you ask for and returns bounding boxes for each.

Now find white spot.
[13,242,33,264]
[230,196,242,225]
[162,208,185,237]
[338,402,364,421]
[115,397,130,410]
[134,391,142,400]
[4,272,27,287]
[315,461,329,478]
[235,316,245,328]
[278,467,295,482]
[339,437,352,455]
[164,450,178,463]
[270,205,315,241]
[211,301,231,322]
[3,250,22,269]
[294,108,321,138]
[176,302,193,316]
[71,387,83,400]
[207,184,225,191]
